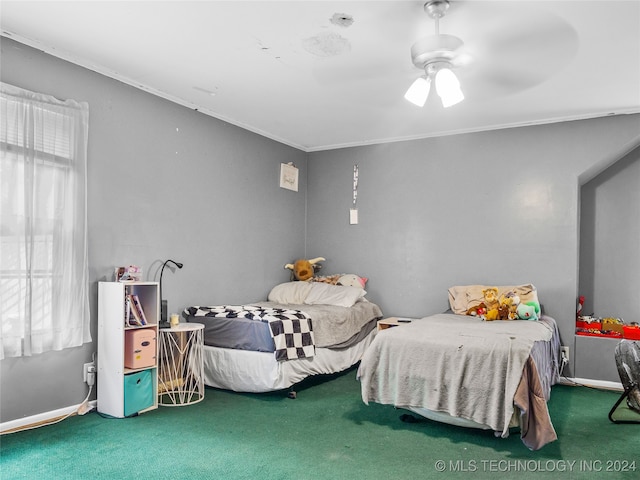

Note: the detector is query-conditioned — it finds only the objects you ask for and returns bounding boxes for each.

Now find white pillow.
[304,282,366,308]
[268,282,313,304]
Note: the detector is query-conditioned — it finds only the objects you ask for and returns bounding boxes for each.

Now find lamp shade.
[435,68,464,108]
[404,77,431,107]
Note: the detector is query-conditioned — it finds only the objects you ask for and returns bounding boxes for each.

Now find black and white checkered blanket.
[185,305,315,361]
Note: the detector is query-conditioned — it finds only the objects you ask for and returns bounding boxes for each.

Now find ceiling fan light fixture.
[434,67,464,107]
[404,76,431,107]
[405,0,465,109]
[410,34,463,69]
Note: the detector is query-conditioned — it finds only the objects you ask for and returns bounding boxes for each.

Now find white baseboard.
[0,400,97,434]
[559,377,623,391]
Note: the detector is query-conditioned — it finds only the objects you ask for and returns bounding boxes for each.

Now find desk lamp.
[159,259,183,328]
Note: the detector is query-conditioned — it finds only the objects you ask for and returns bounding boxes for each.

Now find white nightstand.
[158,323,205,406]
[377,317,415,331]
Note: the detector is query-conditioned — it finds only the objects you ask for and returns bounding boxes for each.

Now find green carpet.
[1,368,638,480]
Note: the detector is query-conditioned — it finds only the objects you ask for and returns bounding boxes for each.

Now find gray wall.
[306,117,640,379]
[0,38,308,423]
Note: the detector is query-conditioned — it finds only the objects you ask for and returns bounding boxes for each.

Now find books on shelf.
[125,296,132,326]
[126,296,141,326]
[126,294,148,326]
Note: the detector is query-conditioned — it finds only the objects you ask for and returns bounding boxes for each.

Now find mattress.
[201,328,377,393]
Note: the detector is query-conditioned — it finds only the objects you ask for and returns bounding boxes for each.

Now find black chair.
[609,340,640,424]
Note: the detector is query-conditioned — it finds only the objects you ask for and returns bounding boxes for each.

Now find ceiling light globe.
[404,77,431,107]
[435,68,464,108]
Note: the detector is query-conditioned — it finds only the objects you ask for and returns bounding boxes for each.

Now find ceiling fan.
[405,0,465,107]
[308,0,579,106]
[404,0,579,108]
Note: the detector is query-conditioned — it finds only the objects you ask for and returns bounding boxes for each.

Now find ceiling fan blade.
[421,1,578,99]
[456,67,539,100]
[458,5,579,96]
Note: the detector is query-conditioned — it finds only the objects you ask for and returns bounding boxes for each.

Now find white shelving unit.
[98,281,159,417]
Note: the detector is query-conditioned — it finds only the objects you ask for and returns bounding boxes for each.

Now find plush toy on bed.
[506,293,521,319]
[498,291,521,320]
[337,274,368,289]
[466,302,487,318]
[485,290,526,321]
[313,273,368,289]
[517,301,541,321]
[482,287,501,321]
[284,257,325,281]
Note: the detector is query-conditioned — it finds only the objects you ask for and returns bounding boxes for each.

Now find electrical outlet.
[561,346,570,362]
[83,362,95,383]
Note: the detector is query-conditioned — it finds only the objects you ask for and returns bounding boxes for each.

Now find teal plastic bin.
[124,370,154,416]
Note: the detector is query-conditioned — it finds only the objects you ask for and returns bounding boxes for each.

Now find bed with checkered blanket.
[182,283,383,394]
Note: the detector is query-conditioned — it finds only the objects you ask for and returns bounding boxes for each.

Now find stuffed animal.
[498,292,521,320]
[337,274,368,289]
[482,287,500,321]
[313,274,341,285]
[485,308,500,321]
[284,257,325,281]
[482,287,499,310]
[498,303,510,320]
[507,293,521,319]
[312,273,368,289]
[466,302,487,319]
[517,301,541,321]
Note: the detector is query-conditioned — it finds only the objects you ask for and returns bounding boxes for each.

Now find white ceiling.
[2,1,639,152]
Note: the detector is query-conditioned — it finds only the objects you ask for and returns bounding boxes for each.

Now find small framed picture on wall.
[280,162,299,192]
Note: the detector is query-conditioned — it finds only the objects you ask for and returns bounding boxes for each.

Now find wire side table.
[158,323,204,406]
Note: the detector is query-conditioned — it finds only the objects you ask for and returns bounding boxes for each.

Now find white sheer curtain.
[0,82,91,359]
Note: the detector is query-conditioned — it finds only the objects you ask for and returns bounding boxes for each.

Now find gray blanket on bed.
[357,313,555,437]
[254,300,383,348]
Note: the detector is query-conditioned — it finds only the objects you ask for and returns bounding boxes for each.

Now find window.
[0,83,91,358]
